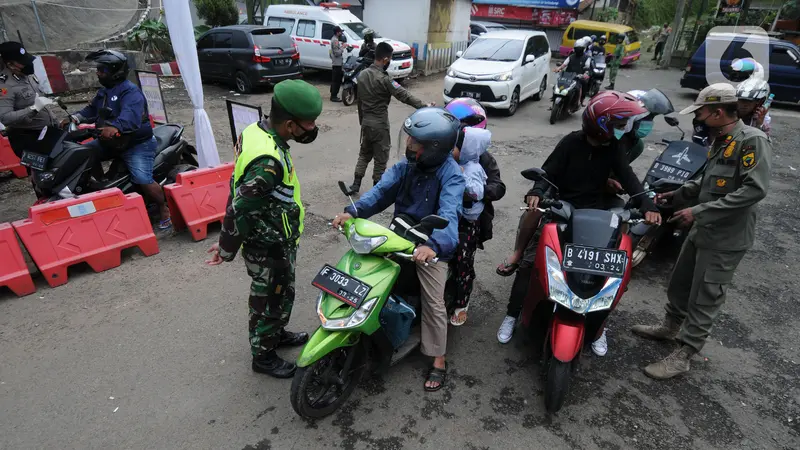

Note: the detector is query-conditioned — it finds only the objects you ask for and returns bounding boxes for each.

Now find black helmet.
[86,49,129,88]
[598,35,607,45]
[397,107,460,170]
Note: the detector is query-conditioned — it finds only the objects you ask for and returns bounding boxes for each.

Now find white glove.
[33,95,54,112]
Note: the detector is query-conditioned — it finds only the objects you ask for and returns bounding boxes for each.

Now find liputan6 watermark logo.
[705,26,770,85]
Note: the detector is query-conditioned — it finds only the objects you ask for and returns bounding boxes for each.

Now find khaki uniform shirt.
[356,64,424,128]
[0,67,56,130]
[675,120,772,251]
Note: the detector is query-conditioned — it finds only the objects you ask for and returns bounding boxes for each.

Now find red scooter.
[517,168,646,413]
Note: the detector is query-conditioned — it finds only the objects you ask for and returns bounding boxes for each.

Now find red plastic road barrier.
[0,222,36,296]
[12,188,159,287]
[0,135,27,178]
[164,163,233,241]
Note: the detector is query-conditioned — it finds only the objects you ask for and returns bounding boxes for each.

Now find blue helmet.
[399,107,460,169]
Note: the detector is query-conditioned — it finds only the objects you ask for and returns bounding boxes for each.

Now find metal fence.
[423,41,469,76]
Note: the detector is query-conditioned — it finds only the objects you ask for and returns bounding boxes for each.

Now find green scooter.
[290,182,450,419]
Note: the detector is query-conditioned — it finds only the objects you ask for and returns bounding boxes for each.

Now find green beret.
[273,80,323,120]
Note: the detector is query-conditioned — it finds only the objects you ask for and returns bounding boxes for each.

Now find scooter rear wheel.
[290,344,368,419]
[544,355,572,413]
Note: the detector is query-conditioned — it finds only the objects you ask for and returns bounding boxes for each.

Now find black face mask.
[405,149,417,162]
[21,63,34,76]
[291,122,319,144]
[382,59,390,71]
[692,116,711,147]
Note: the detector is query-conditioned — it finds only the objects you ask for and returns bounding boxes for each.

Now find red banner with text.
[471,4,577,27]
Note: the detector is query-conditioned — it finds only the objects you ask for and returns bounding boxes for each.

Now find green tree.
[194,0,239,27]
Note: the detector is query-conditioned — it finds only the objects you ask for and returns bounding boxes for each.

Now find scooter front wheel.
[290,343,368,419]
[549,102,561,124]
[544,355,572,413]
[342,86,356,106]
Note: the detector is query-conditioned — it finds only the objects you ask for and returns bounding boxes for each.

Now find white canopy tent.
[162,0,220,167]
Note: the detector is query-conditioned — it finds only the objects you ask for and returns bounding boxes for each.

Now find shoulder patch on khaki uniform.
[742,151,756,168]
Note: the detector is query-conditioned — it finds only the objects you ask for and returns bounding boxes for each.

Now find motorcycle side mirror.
[521,168,546,181]
[338,181,359,215]
[664,115,680,127]
[420,215,449,230]
[456,51,463,58]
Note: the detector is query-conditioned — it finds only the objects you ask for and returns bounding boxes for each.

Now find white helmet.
[574,37,590,49]
[736,76,770,101]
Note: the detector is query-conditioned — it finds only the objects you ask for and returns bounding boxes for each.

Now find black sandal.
[496,260,519,277]
[424,364,447,392]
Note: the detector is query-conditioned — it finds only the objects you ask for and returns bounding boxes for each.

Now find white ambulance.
[264,3,414,79]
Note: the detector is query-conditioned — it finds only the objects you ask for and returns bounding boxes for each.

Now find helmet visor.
[396,128,424,163]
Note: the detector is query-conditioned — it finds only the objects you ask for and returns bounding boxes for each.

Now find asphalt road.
[1,60,799,450]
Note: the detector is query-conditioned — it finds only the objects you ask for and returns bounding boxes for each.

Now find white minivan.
[264,4,414,79]
[444,30,551,116]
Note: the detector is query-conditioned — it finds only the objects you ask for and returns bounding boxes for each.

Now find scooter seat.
[153,125,182,154]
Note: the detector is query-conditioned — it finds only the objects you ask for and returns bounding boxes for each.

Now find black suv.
[197,25,301,93]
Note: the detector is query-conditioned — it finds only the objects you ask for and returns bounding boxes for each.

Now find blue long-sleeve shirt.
[345,157,465,261]
[77,80,153,144]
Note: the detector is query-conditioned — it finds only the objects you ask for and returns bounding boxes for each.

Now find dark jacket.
[77,80,153,144]
[478,151,505,246]
[529,131,657,212]
[345,157,465,261]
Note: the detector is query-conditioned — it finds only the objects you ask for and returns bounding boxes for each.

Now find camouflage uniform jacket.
[218,124,301,263]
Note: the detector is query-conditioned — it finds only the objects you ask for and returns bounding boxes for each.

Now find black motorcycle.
[341,54,370,106]
[587,53,606,98]
[549,71,584,124]
[24,123,197,215]
[628,116,708,267]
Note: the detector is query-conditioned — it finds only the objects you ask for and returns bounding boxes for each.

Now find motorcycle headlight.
[348,224,387,254]
[545,246,571,308]
[594,68,603,73]
[493,71,513,81]
[318,292,379,330]
[545,247,622,314]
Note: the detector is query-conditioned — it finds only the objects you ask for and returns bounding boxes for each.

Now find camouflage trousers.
[243,246,297,355]
[608,64,619,85]
[355,125,391,184]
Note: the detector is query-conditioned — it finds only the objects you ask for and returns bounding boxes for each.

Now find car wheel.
[235,71,252,94]
[505,87,520,116]
[533,76,547,101]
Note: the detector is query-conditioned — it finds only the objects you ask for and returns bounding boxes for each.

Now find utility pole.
[659,0,688,69]
[30,0,48,51]
[590,0,597,20]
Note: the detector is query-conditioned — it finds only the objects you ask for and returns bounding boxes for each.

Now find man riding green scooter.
[332,107,464,392]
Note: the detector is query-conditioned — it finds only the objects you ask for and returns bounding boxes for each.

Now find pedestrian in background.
[653,24,670,63]
[346,42,429,193]
[206,80,323,379]
[632,84,772,379]
[330,26,345,102]
[605,34,625,90]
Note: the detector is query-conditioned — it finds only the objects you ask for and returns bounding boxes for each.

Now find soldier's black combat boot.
[348,177,362,195]
[605,83,615,90]
[252,351,296,378]
[278,329,309,347]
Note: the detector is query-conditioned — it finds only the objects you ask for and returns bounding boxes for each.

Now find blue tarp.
[472,0,581,9]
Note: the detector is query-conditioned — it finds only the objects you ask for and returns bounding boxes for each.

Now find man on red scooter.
[495,91,661,352]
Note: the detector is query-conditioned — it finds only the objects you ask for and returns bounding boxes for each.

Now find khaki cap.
[679,83,737,114]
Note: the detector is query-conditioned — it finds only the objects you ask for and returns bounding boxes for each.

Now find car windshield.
[626,31,639,43]
[342,22,381,40]
[461,38,523,62]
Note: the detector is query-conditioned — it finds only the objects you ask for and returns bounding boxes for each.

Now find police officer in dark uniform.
[346,41,429,193]
[0,41,59,158]
[632,84,772,379]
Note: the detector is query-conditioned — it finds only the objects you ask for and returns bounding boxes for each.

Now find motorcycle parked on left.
[341,54,370,106]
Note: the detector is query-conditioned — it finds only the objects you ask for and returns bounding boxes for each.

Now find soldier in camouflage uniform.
[206,80,322,378]
[347,41,428,193]
[633,84,772,380]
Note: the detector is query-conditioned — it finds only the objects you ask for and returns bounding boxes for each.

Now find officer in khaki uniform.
[633,84,772,379]
[347,41,427,193]
[206,80,322,379]
[0,41,58,158]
